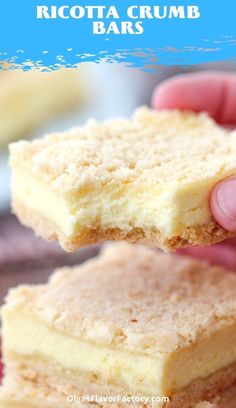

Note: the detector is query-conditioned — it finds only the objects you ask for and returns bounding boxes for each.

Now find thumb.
[211,177,236,232]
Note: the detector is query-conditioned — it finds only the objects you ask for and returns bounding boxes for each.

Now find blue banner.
[0,0,236,70]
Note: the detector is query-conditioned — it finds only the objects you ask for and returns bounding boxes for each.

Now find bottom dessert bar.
[1,243,236,407]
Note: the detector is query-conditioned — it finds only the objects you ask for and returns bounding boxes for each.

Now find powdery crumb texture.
[9,108,236,193]
[4,243,236,355]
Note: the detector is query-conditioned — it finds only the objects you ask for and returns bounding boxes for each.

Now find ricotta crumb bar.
[0,68,83,148]
[2,243,236,408]
[10,108,236,252]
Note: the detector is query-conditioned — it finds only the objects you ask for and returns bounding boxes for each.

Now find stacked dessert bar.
[1,108,236,407]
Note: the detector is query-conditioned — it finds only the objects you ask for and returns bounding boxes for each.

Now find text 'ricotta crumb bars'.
[10,108,236,252]
[1,243,236,407]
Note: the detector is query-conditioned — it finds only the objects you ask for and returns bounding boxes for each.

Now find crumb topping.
[9,108,236,193]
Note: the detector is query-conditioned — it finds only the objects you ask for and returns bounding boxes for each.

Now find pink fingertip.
[210,177,236,232]
[178,244,236,270]
[151,71,236,125]
[151,72,223,117]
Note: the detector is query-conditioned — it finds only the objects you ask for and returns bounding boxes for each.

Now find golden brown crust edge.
[12,200,235,252]
[2,354,236,408]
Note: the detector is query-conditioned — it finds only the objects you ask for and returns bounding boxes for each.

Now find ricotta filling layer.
[12,169,219,238]
[3,311,236,397]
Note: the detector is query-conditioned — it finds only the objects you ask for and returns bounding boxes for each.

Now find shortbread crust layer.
[1,362,236,407]
[13,199,234,252]
[10,108,236,251]
[1,354,236,408]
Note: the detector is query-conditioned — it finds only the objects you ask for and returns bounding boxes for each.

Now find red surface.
[0,215,64,266]
[0,363,2,382]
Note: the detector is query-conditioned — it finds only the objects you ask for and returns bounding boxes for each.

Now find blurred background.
[1,60,236,304]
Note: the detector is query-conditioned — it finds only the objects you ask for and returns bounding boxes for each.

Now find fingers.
[152,72,236,233]
[152,71,236,125]
[210,176,236,232]
[178,243,236,270]
[152,71,236,233]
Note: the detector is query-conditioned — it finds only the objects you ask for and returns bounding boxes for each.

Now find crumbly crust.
[1,355,236,408]
[13,199,235,253]
[4,242,236,354]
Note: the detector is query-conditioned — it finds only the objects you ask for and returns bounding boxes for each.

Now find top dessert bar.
[10,107,236,251]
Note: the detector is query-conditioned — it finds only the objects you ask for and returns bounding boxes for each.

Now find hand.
[152,71,236,269]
